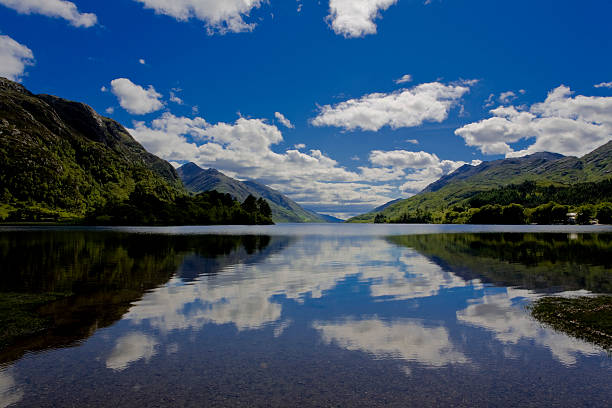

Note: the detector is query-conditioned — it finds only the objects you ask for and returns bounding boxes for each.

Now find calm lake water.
[1,224,612,407]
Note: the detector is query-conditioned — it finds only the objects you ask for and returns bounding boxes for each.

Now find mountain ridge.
[177,162,328,223]
[350,141,612,223]
[0,77,184,220]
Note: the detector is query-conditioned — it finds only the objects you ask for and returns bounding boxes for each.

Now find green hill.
[0,77,185,220]
[350,141,612,223]
[177,162,327,223]
[0,78,273,225]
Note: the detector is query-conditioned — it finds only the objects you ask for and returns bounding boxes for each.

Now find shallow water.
[1,225,611,407]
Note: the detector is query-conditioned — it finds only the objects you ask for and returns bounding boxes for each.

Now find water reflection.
[106,332,159,371]
[1,229,611,407]
[457,288,600,366]
[313,318,469,369]
[0,231,274,364]
[0,369,22,408]
[120,238,481,336]
[389,233,612,293]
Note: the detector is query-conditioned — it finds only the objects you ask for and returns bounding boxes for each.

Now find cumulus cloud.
[169,90,183,104]
[498,91,517,104]
[311,81,472,132]
[395,74,412,84]
[129,111,470,216]
[594,82,612,89]
[369,150,440,168]
[0,0,97,27]
[456,85,612,157]
[134,0,264,34]
[274,111,294,128]
[139,58,146,65]
[327,0,398,38]
[110,78,164,115]
[0,35,34,82]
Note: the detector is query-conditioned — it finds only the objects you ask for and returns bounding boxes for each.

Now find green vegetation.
[388,233,612,293]
[530,296,612,351]
[85,191,273,225]
[0,78,184,222]
[0,79,274,225]
[178,162,327,223]
[361,179,612,225]
[351,142,612,223]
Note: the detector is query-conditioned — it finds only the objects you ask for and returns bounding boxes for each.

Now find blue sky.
[1,0,612,218]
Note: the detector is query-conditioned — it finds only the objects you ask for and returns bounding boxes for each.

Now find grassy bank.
[530,296,612,351]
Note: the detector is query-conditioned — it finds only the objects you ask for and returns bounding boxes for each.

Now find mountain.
[0,77,183,220]
[317,213,345,223]
[177,162,328,223]
[350,141,612,223]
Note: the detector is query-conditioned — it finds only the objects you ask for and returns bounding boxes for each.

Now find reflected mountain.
[388,233,612,294]
[0,231,275,364]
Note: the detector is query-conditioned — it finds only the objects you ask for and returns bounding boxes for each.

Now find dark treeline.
[468,179,612,208]
[83,188,273,225]
[376,179,612,225]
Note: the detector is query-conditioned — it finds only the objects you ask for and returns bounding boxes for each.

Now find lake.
[1,225,611,407]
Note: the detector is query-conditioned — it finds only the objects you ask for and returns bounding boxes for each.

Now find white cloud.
[0,369,23,408]
[369,150,440,168]
[457,289,601,366]
[594,82,612,89]
[406,139,419,144]
[456,85,612,157]
[169,90,183,104]
[0,35,34,82]
[274,111,294,128]
[0,0,97,27]
[106,332,159,371]
[395,74,412,84]
[498,91,517,104]
[105,107,114,114]
[120,239,479,335]
[314,318,469,369]
[327,0,398,38]
[110,78,164,115]
[100,85,107,92]
[129,110,470,216]
[134,0,264,34]
[311,81,472,132]
[139,58,146,65]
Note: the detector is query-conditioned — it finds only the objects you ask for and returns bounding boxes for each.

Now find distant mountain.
[373,198,404,213]
[316,213,345,223]
[0,77,183,219]
[178,163,328,223]
[350,141,612,223]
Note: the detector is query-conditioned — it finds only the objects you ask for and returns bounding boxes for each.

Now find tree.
[241,195,258,213]
[501,204,526,225]
[257,197,272,218]
[576,205,595,225]
[374,214,387,224]
[597,203,612,224]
